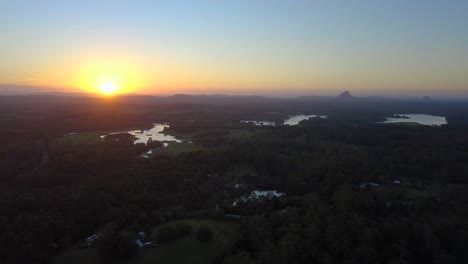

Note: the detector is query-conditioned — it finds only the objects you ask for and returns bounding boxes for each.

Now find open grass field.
[160,142,202,155]
[382,122,423,127]
[56,131,109,144]
[53,219,238,264]
[168,127,260,140]
[53,247,100,264]
[148,142,202,157]
[140,219,238,264]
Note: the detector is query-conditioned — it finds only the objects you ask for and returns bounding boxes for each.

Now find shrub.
[176,223,192,237]
[196,226,213,242]
[157,226,178,243]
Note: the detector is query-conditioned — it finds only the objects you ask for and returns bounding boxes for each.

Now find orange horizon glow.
[2,39,467,97]
[72,60,144,96]
[1,2,467,97]
[3,52,467,97]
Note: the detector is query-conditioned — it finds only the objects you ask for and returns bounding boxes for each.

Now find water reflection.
[140,142,169,158]
[283,114,327,125]
[233,190,285,206]
[382,114,447,126]
[241,120,276,126]
[241,114,327,126]
[100,124,182,145]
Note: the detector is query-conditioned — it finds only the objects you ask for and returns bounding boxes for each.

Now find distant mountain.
[337,91,353,99]
[421,96,432,100]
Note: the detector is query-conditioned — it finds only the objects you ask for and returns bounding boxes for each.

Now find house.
[135,239,144,248]
[135,231,156,248]
[359,181,380,190]
[234,183,245,189]
[84,233,101,247]
[224,214,241,220]
[86,234,100,243]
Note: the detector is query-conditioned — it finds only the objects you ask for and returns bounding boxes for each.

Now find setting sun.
[74,60,144,96]
[99,82,117,95]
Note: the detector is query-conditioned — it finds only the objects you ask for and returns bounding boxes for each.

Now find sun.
[76,60,143,95]
[99,82,117,95]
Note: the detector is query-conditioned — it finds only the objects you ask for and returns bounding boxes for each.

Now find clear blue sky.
[1,0,467,96]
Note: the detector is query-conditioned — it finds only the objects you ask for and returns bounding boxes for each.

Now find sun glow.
[99,81,117,95]
[75,60,144,96]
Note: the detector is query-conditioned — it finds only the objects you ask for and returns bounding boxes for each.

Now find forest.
[1,95,468,264]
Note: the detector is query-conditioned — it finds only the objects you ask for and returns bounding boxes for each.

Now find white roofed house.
[83,233,101,247]
[358,181,380,190]
[135,231,157,248]
[136,239,145,248]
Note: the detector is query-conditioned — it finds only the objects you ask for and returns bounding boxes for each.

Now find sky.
[1,0,467,97]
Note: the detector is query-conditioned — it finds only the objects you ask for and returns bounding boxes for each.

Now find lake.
[241,120,276,126]
[382,114,447,126]
[241,114,327,126]
[283,114,327,125]
[233,190,285,206]
[100,124,182,145]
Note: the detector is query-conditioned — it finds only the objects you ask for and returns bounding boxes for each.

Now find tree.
[223,251,256,264]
